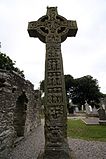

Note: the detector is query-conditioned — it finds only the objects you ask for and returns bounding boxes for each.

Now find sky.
[0,0,106,93]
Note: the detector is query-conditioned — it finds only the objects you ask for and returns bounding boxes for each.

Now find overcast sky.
[0,0,106,93]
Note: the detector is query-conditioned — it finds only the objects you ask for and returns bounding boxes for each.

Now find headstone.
[102,103,105,110]
[100,97,106,110]
[92,106,98,117]
[98,107,106,120]
[28,7,78,159]
[81,105,84,111]
[75,107,79,113]
[68,101,75,114]
[98,107,106,125]
[85,101,92,115]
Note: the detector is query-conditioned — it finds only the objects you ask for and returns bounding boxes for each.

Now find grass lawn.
[67,119,106,141]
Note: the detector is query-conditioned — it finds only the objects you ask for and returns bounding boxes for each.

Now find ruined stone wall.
[0,69,41,159]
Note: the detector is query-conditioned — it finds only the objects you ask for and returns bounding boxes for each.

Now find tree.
[70,75,103,109]
[64,74,75,94]
[0,52,24,77]
[64,75,75,112]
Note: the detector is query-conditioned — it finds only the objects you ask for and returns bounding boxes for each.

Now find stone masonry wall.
[0,69,41,159]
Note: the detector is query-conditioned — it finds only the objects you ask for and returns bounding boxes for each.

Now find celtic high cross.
[28,7,77,159]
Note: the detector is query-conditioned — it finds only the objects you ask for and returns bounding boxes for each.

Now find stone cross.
[28,7,78,159]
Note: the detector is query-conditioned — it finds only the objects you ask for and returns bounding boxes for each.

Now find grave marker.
[28,7,78,159]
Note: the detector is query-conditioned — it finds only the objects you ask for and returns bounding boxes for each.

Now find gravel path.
[9,123,106,159]
[8,125,44,159]
[68,138,106,159]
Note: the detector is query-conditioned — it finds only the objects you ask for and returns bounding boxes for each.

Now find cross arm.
[56,19,78,42]
[28,20,48,42]
[67,20,78,37]
[28,21,39,38]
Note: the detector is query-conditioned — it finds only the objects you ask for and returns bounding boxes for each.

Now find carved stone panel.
[47,72,62,86]
[47,44,61,58]
[47,93,63,104]
[47,59,60,71]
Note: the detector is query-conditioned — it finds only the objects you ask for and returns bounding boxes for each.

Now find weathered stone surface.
[0,69,41,158]
[98,107,106,125]
[28,7,77,159]
[98,107,106,120]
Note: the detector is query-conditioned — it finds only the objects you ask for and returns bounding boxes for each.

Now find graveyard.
[0,5,106,159]
[68,119,106,141]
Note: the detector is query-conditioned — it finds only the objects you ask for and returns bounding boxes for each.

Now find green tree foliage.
[64,74,75,94]
[66,75,103,108]
[0,53,24,77]
[64,75,75,111]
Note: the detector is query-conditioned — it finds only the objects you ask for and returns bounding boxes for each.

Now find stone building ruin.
[0,69,41,158]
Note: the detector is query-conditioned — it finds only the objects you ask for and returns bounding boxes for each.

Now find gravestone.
[98,107,106,120]
[28,7,78,159]
[85,101,92,115]
[102,103,106,110]
[81,105,84,111]
[98,107,106,125]
[75,107,79,113]
[92,106,98,117]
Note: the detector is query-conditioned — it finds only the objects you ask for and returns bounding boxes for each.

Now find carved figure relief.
[57,93,63,103]
[47,93,63,104]
[46,34,60,43]
[52,60,56,70]
[47,76,52,85]
[48,105,64,120]
[47,44,61,58]
[52,95,57,103]
[47,72,62,86]
[52,76,57,85]
[56,76,61,85]
[47,94,52,104]
[46,125,63,143]
[56,59,60,70]
[48,60,52,70]
[47,59,60,71]
[48,94,52,103]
